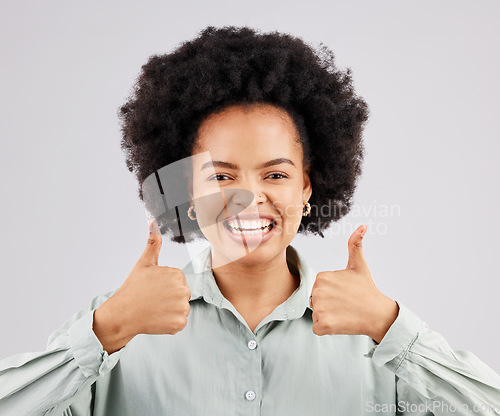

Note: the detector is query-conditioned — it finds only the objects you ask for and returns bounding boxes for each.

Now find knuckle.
[316,271,333,282]
[312,324,323,336]
[176,315,187,329]
[164,267,185,282]
[165,265,178,274]
[312,288,323,302]
[176,269,188,283]
[325,317,336,330]
[316,271,327,280]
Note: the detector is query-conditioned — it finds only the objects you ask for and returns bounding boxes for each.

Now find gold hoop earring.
[187,205,197,220]
[302,201,311,216]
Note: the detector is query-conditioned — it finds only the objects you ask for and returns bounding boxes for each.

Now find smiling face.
[189,103,312,268]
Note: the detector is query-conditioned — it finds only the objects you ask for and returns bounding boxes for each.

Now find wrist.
[93,297,135,354]
[369,297,399,344]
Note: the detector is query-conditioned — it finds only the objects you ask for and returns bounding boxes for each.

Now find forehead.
[194,104,302,158]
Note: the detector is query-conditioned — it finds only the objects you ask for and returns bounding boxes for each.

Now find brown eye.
[209,174,231,181]
[267,173,288,180]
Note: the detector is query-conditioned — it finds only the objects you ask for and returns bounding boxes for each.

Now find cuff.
[69,308,124,378]
[364,301,426,373]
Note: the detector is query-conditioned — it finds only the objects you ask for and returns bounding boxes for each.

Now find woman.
[1,25,499,416]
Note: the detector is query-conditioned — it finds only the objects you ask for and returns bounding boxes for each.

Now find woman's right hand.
[93,219,192,354]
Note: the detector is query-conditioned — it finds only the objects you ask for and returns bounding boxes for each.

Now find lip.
[221,212,277,246]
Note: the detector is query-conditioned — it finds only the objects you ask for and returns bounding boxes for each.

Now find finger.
[138,218,162,267]
[346,224,368,271]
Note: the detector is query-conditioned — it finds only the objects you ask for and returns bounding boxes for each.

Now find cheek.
[272,186,303,215]
[191,179,224,229]
[279,200,302,236]
[273,197,304,232]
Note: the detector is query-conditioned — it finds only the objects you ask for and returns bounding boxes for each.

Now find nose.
[230,184,266,207]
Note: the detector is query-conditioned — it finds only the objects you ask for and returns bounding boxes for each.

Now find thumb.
[139,218,162,267]
[346,224,368,271]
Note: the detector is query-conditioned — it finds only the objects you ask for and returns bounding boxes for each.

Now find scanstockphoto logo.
[365,399,500,414]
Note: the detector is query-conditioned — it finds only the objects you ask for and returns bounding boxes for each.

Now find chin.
[203,220,295,267]
[208,235,285,268]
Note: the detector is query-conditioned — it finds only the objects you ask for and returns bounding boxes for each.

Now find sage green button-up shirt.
[1,244,500,416]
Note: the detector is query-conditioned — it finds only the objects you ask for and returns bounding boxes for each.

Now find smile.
[222,217,277,245]
[224,219,275,234]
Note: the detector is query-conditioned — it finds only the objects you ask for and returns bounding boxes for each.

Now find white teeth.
[227,218,272,230]
[226,218,274,234]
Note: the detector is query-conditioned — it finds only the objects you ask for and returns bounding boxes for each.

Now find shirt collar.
[182,244,316,319]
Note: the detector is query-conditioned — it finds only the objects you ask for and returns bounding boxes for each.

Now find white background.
[1,0,499,374]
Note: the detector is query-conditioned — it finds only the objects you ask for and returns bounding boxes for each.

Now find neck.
[210,246,300,310]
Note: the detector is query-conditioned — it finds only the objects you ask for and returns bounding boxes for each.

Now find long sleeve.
[364,301,500,416]
[0,289,124,416]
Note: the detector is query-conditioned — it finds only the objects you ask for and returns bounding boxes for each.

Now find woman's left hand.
[310,225,400,344]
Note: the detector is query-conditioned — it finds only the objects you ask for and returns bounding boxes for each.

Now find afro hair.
[118,25,370,243]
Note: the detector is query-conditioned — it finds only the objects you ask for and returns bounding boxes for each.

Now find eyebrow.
[200,158,296,171]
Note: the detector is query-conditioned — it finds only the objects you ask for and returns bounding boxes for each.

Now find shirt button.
[247,339,257,350]
[245,390,256,401]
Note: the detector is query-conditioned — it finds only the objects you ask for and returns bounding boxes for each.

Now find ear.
[303,165,313,201]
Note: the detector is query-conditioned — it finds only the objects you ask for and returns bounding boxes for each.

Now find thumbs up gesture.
[310,225,399,344]
[93,219,192,354]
